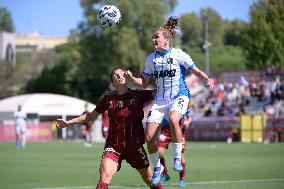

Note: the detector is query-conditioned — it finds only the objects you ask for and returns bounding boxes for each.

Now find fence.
[0,122,53,142]
[1,116,283,142]
[185,115,284,142]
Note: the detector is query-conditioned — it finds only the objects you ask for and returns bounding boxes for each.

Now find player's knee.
[169,117,180,127]
[100,167,115,182]
[100,171,113,182]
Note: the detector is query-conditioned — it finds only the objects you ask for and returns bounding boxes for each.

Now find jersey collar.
[155,47,172,56]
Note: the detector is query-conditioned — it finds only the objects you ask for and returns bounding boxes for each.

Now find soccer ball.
[97,5,121,28]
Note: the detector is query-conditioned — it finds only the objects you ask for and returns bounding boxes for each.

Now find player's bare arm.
[125,70,151,88]
[56,110,99,128]
[192,66,215,89]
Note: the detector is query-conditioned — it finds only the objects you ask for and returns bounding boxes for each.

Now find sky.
[1,0,257,37]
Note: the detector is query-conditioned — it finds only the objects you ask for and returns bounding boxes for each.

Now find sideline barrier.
[186,117,239,141]
[240,114,265,143]
[0,122,53,142]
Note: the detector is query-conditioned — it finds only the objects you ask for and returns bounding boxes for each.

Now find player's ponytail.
[163,16,180,40]
[154,16,181,43]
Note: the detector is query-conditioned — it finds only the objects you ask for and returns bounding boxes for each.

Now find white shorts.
[16,124,27,134]
[146,96,189,124]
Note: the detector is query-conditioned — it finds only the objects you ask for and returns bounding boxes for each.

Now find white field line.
[33,178,284,189]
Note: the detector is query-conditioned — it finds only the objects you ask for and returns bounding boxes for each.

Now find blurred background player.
[101,111,109,139]
[158,109,192,187]
[13,104,27,148]
[82,102,93,147]
[56,68,163,189]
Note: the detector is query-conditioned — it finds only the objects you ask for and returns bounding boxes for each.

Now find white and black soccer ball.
[97,5,121,28]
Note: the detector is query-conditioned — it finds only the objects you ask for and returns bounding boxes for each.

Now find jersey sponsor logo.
[153,69,176,80]
[147,111,152,118]
[105,147,115,152]
[166,57,173,64]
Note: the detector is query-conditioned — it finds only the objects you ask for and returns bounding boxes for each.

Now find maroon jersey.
[95,89,153,151]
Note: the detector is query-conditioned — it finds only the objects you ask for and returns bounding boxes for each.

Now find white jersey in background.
[143,48,195,101]
[13,110,27,127]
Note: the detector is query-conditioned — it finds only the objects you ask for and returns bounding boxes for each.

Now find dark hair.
[155,16,181,42]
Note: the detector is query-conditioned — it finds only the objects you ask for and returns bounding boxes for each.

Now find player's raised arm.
[125,70,151,88]
[191,66,215,89]
[56,110,100,128]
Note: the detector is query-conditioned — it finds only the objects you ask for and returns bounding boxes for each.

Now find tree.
[23,41,81,96]
[223,20,247,46]
[0,6,15,32]
[180,13,203,50]
[73,0,177,102]
[241,0,284,69]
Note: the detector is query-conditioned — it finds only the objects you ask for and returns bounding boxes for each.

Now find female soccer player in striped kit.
[126,16,215,185]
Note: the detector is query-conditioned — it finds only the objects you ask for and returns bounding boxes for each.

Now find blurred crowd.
[190,75,284,118]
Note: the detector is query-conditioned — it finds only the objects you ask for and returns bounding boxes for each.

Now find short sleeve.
[95,95,109,113]
[143,54,154,77]
[178,49,195,71]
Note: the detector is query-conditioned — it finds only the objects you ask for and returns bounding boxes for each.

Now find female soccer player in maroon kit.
[56,68,163,189]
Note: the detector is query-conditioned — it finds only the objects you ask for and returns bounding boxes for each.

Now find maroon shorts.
[102,145,150,170]
[158,133,187,151]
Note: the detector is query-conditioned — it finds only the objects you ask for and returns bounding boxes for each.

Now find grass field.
[0,141,284,189]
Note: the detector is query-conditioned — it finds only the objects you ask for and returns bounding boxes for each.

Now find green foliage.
[223,20,247,46]
[23,62,68,94]
[22,0,249,102]
[183,46,245,73]
[209,46,246,72]
[241,0,284,69]
[22,42,81,97]
[71,0,178,102]
[180,13,203,49]
[0,6,15,32]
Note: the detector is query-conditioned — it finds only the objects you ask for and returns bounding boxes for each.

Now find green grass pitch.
[0,141,284,189]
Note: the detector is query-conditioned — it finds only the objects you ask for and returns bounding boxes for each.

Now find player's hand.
[124,70,133,78]
[207,78,215,89]
[183,120,190,128]
[55,119,68,128]
[181,137,186,145]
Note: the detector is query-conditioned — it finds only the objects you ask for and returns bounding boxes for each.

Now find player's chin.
[118,80,127,86]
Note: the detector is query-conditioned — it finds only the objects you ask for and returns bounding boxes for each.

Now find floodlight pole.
[203,12,211,75]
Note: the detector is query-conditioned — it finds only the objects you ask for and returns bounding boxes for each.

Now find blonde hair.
[155,16,181,42]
